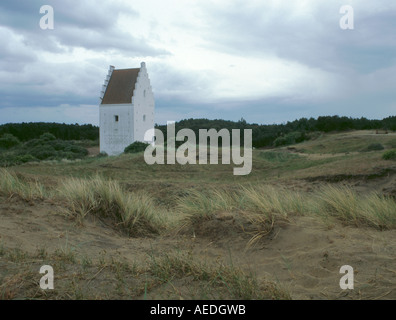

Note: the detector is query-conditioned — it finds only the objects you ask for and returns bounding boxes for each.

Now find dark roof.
[101,68,140,104]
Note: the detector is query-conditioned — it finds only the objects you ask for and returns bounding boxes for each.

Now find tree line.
[0,122,98,141]
[157,115,396,148]
[0,115,395,148]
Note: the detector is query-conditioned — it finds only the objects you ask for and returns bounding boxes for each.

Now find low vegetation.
[273,131,306,147]
[382,149,396,160]
[365,143,385,151]
[0,243,290,300]
[124,141,150,154]
[148,251,290,299]
[259,151,300,162]
[0,132,88,166]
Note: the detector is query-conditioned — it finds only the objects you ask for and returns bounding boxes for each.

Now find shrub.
[15,154,38,164]
[0,134,20,149]
[273,136,288,147]
[273,132,305,147]
[29,145,57,160]
[24,139,43,148]
[382,150,396,160]
[0,138,89,166]
[124,141,150,153]
[365,143,384,151]
[51,140,70,151]
[62,144,88,157]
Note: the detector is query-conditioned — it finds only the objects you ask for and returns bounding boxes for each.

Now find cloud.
[0,0,169,56]
[190,0,396,80]
[0,0,168,116]
[0,27,37,72]
[0,0,395,126]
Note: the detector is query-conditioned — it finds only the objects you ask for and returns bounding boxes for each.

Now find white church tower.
[99,62,155,156]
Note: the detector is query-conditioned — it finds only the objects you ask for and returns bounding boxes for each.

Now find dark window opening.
[115,115,119,122]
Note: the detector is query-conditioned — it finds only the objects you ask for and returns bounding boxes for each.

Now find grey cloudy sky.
[0,0,395,125]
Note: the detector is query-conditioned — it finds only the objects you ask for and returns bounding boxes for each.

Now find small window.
[115,115,119,122]
[143,115,146,122]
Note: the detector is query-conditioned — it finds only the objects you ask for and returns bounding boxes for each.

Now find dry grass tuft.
[176,183,396,246]
[0,168,46,200]
[317,184,396,229]
[176,189,237,223]
[58,175,169,236]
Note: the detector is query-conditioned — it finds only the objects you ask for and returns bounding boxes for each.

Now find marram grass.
[1,168,395,239]
[176,183,396,237]
[0,168,46,200]
[58,175,169,236]
[317,184,396,229]
[176,189,238,223]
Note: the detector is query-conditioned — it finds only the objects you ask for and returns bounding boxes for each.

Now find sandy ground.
[1,195,395,300]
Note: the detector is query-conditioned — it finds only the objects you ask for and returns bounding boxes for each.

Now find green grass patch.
[382,149,396,160]
[259,151,301,162]
[294,131,396,154]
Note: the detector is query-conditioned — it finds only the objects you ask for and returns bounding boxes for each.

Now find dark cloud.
[0,0,169,56]
[0,59,104,110]
[197,1,396,74]
[0,1,394,126]
[0,0,134,30]
[0,0,170,118]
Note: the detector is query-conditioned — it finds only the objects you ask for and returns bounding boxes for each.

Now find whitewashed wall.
[132,62,155,143]
[99,104,134,156]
